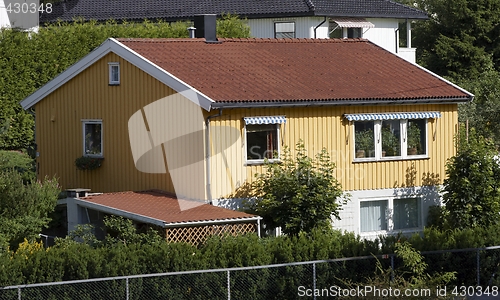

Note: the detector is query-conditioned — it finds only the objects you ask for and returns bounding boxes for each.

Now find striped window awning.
[244,116,286,125]
[331,18,375,28]
[344,112,441,121]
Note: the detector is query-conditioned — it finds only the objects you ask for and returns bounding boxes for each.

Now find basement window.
[83,120,103,157]
[108,62,120,85]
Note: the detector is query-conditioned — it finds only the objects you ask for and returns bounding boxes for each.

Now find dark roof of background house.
[115,38,471,105]
[80,190,257,225]
[40,0,428,24]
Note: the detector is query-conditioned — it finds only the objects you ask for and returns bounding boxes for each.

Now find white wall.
[334,186,441,240]
[363,18,399,54]
[247,16,330,39]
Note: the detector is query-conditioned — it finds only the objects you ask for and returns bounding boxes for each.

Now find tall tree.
[442,127,500,229]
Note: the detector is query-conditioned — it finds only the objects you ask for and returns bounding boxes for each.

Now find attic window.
[108,62,120,85]
[275,22,295,38]
[329,18,374,39]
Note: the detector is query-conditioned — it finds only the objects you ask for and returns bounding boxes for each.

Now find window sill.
[360,228,422,236]
[245,159,280,166]
[353,155,429,163]
[84,154,104,158]
[108,83,120,86]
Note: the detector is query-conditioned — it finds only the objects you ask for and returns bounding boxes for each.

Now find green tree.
[0,171,60,250]
[399,0,500,80]
[442,127,500,229]
[247,142,347,236]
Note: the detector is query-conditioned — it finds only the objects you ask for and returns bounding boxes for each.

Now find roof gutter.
[210,97,474,109]
[164,216,262,228]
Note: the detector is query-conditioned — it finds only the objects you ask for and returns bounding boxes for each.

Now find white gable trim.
[20,38,215,111]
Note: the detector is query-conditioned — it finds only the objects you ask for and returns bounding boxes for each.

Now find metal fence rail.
[2,245,500,299]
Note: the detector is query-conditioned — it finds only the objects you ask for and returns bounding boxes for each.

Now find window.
[83,120,103,157]
[346,112,438,161]
[108,62,120,85]
[244,116,286,164]
[347,28,362,38]
[360,197,421,233]
[275,22,295,38]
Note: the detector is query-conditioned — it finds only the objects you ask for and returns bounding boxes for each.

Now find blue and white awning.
[244,116,286,125]
[344,112,441,122]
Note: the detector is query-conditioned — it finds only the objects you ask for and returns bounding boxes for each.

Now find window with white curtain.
[360,197,421,233]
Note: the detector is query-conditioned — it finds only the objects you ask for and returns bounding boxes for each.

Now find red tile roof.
[79,190,257,225]
[119,38,471,105]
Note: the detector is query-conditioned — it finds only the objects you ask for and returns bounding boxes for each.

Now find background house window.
[393,198,421,230]
[83,121,103,157]
[347,28,362,38]
[246,124,278,160]
[108,62,120,85]
[360,200,388,232]
[275,22,295,38]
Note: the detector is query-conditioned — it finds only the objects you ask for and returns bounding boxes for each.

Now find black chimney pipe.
[194,14,219,43]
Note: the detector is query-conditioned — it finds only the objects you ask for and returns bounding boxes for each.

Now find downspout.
[205,108,222,203]
[395,28,399,54]
[313,17,327,39]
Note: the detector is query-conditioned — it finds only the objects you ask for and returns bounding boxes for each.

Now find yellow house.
[21,23,473,238]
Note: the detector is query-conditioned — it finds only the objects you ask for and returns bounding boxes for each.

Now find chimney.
[193,14,219,43]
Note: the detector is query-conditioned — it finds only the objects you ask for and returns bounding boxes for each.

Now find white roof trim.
[20,38,215,111]
[331,18,375,28]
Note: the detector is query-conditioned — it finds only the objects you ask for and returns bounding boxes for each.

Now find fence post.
[227,270,231,300]
[390,255,395,283]
[313,263,316,300]
[477,249,480,286]
[126,277,129,300]
[18,287,21,300]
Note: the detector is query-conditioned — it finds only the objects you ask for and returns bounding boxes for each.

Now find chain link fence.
[2,246,500,299]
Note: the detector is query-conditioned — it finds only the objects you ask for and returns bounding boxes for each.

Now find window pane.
[85,123,102,155]
[111,65,119,82]
[354,121,375,158]
[275,22,295,38]
[407,119,426,155]
[246,124,278,160]
[360,200,387,232]
[348,28,362,38]
[381,120,401,157]
[394,198,420,230]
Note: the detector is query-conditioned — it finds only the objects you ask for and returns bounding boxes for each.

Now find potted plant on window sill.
[75,156,104,171]
[407,123,421,156]
[355,129,373,158]
[382,127,399,157]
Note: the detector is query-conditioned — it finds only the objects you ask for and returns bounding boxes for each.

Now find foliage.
[0,171,60,251]
[246,142,347,236]
[102,216,164,246]
[457,63,500,144]
[442,126,500,229]
[0,150,35,183]
[355,129,374,153]
[397,0,500,80]
[74,156,104,170]
[406,123,421,149]
[0,15,251,150]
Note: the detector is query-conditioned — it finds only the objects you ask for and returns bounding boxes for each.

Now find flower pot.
[408,147,417,155]
[356,150,365,158]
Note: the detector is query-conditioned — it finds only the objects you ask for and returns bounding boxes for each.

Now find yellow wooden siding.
[35,52,206,198]
[209,104,458,198]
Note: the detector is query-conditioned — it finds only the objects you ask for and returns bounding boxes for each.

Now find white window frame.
[359,196,422,235]
[353,119,428,162]
[108,62,120,85]
[82,120,103,157]
[244,123,281,165]
[274,22,296,38]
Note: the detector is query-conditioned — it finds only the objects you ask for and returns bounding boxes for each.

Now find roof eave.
[315,12,429,20]
[163,216,262,228]
[210,97,473,109]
